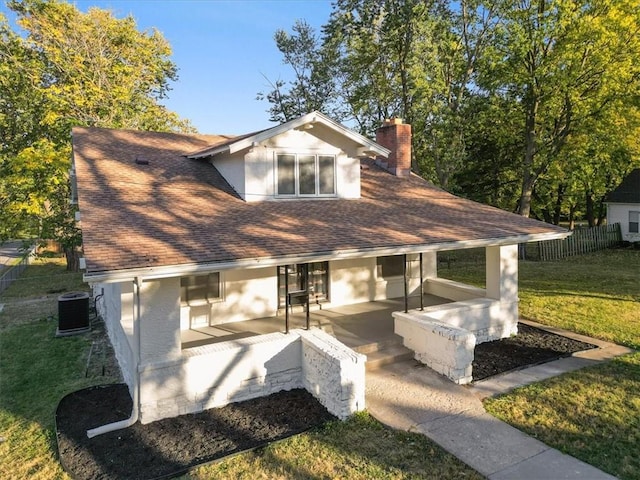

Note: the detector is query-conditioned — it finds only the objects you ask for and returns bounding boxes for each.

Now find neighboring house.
[605,168,640,243]
[72,112,568,432]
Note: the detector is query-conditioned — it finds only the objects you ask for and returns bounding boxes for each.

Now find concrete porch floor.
[181,294,451,350]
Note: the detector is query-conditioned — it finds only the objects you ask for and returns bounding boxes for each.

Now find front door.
[278,262,329,308]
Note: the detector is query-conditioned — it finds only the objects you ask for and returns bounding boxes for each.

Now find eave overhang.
[82,230,570,285]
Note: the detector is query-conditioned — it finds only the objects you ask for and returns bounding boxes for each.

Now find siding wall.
[212,128,362,202]
[607,203,640,242]
[179,254,429,328]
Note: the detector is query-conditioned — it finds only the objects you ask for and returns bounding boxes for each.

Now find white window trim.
[275,152,337,198]
[629,210,640,233]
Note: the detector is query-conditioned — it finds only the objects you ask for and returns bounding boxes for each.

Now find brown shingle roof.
[72,127,567,276]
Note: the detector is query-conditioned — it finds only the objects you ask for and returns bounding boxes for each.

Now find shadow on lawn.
[523,290,637,303]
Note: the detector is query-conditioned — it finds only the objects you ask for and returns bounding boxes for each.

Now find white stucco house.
[72,112,568,434]
[605,168,640,243]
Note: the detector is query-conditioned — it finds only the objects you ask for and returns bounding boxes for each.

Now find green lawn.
[187,413,482,479]
[0,258,106,480]
[442,247,640,479]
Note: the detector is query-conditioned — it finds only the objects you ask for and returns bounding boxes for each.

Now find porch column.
[138,278,181,364]
[485,244,518,303]
[421,251,437,279]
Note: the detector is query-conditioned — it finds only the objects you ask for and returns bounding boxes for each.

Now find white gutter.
[83,231,570,285]
[87,277,142,438]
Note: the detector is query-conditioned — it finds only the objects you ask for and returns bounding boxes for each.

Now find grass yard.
[443,247,640,480]
[187,413,482,479]
[485,354,640,480]
[0,257,480,479]
[0,258,111,480]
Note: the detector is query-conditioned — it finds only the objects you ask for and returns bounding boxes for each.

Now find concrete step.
[365,344,414,371]
[353,335,405,355]
[349,335,414,371]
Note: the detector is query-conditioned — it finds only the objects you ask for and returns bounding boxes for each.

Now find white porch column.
[139,278,181,364]
[485,244,518,302]
[422,251,438,279]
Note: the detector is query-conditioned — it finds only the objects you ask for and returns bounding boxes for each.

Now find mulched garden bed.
[56,322,597,479]
[472,322,597,381]
[56,386,335,480]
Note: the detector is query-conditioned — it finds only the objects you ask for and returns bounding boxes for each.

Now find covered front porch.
[180,245,520,384]
[181,293,451,350]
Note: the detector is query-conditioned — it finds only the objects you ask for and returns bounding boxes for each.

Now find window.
[180,273,221,305]
[276,154,336,197]
[278,262,329,307]
[630,211,639,233]
[376,255,405,278]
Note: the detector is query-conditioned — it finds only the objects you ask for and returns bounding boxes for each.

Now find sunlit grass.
[188,412,482,480]
[0,260,110,480]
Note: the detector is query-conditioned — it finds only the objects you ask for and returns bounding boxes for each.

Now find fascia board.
[217,111,390,157]
[83,230,569,285]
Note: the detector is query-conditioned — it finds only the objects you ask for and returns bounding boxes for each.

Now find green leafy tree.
[267,0,501,184]
[1,0,194,269]
[257,20,344,123]
[264,0,640,223]
[480,0,640,217]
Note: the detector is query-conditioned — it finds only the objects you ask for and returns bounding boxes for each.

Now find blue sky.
[2,0,334,134]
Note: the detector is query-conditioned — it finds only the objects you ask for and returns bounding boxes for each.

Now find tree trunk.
[596,195,607,226]
[585,191,595,227]
[64,247,80,272]
[517,173,535,217]
[568,203,577,230]
[518,87,539,218]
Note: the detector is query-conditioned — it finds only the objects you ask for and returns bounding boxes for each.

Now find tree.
[480,0,640,217]
[1,140,81,268]
[264,0,640,224]
[0,0,194,269]
[257,20,344,124]
[424,0,503,187]
[266,0,501,183]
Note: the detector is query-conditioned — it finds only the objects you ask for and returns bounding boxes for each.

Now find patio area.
[181,294,452,350]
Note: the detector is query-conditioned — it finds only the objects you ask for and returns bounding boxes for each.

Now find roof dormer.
[185,111,390,202]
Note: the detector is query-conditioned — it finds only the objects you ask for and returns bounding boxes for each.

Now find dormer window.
[276,153,336,197]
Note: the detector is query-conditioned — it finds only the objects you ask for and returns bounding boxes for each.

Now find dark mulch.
[472,323,597,381]
[56,323,597,479]
[56,386,335,480]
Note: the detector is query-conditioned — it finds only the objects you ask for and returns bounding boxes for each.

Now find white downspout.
[87,277,142,438]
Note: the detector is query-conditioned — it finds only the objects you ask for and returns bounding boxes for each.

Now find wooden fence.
[0,247,35,295]
[536,223,622,261]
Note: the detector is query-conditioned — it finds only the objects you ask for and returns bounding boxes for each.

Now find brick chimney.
[375,118,412,177]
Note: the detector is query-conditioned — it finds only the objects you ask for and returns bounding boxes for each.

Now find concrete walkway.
[366,324,633,479]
